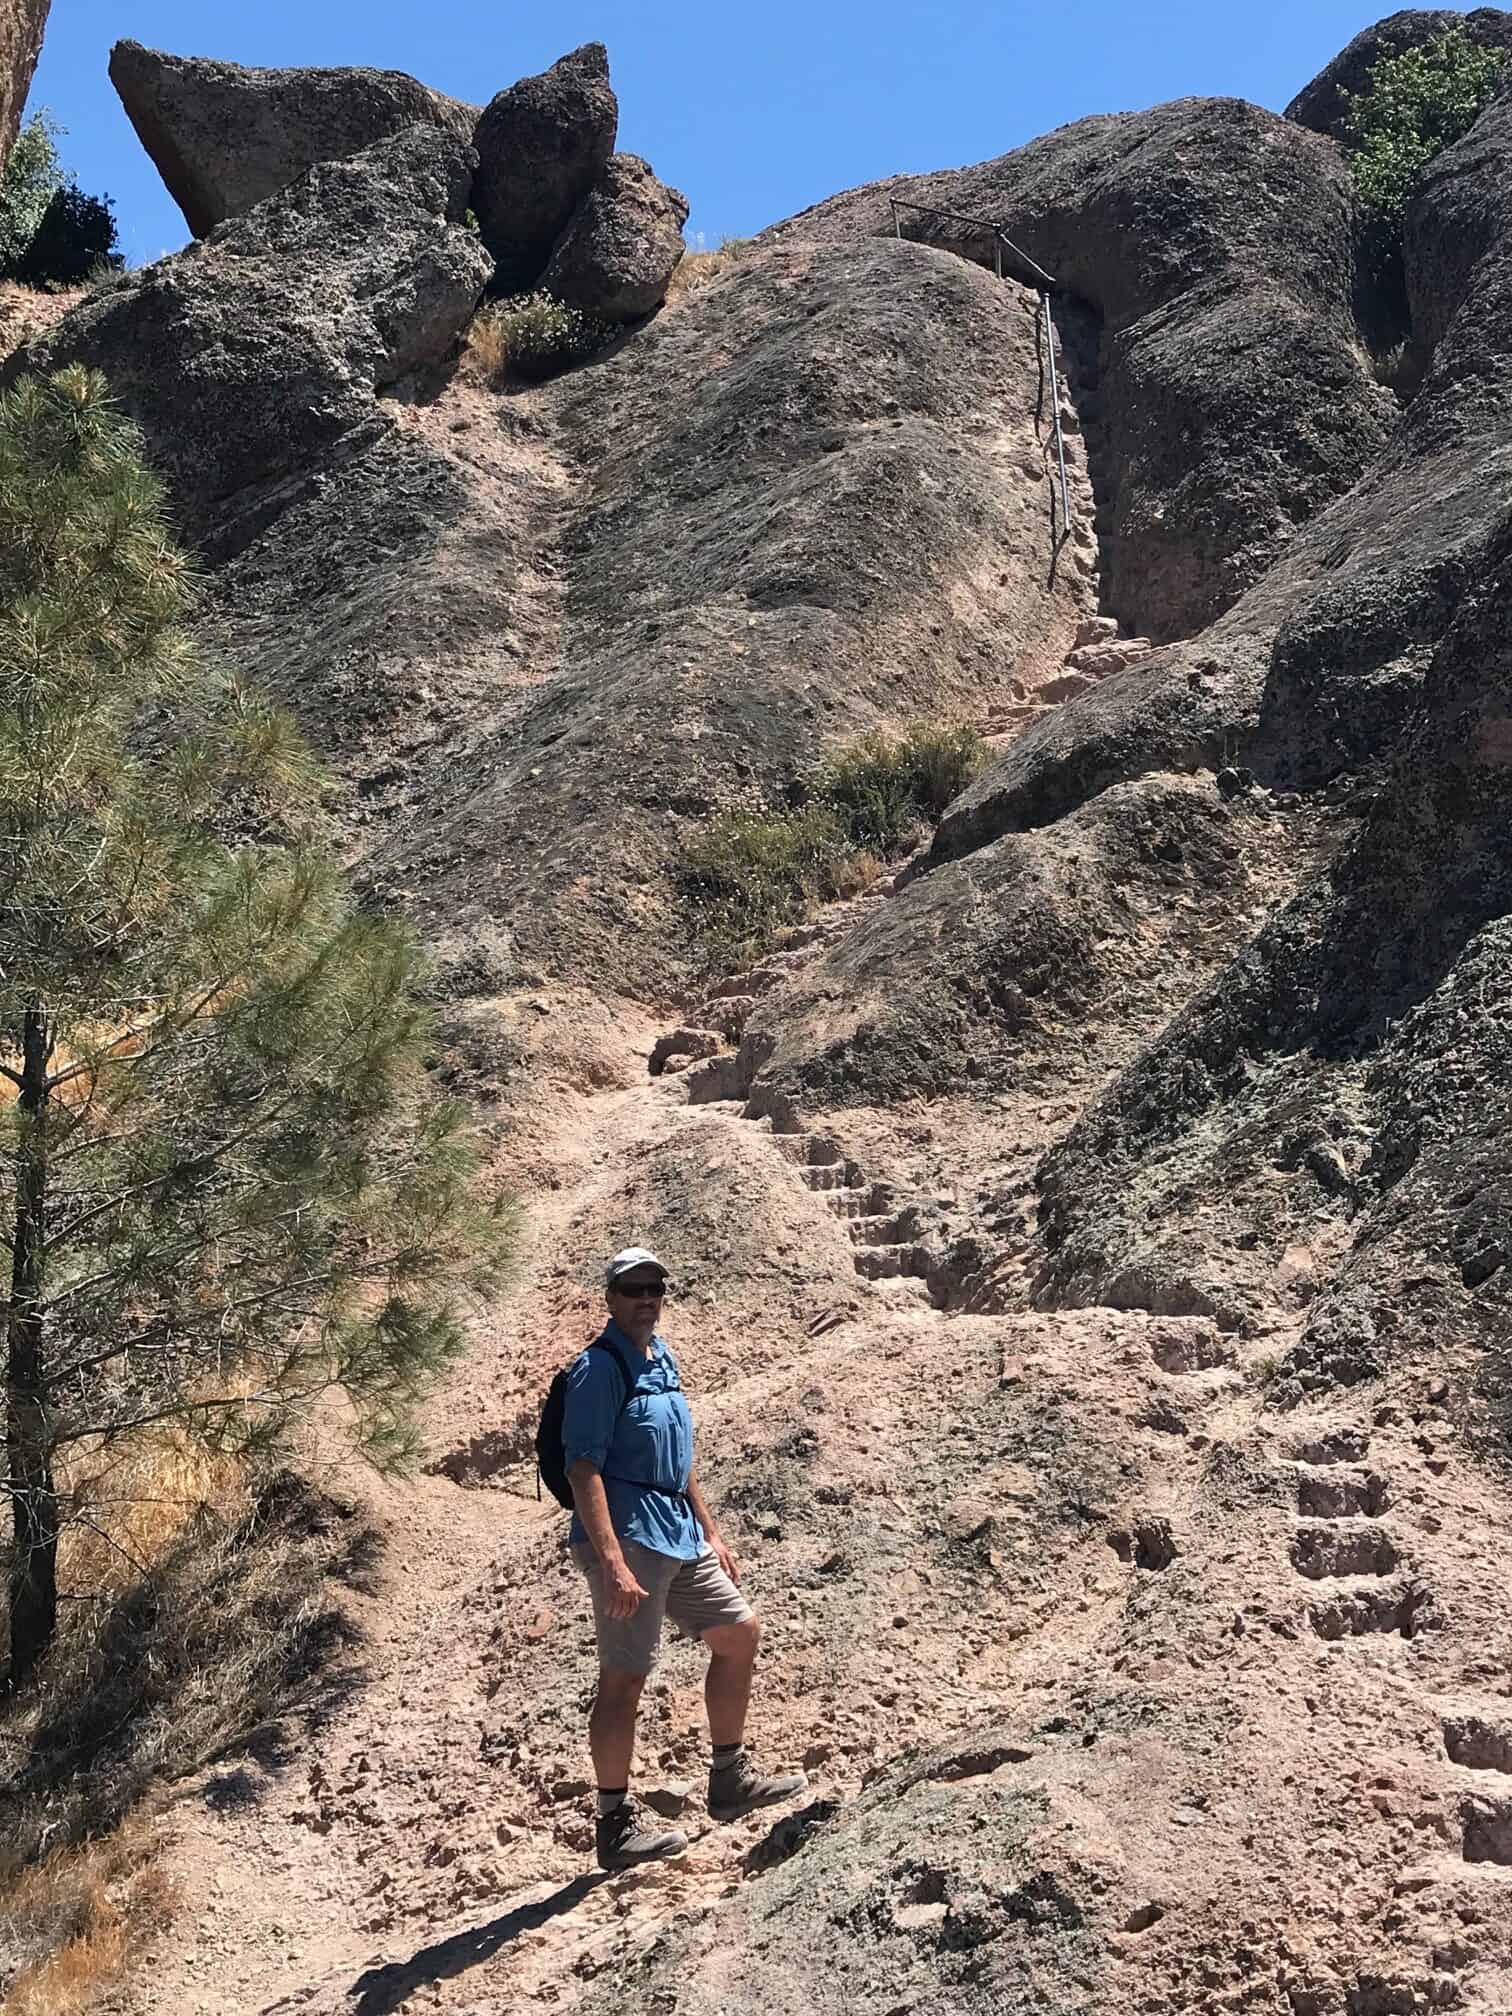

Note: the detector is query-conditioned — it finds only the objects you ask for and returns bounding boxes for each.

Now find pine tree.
[0,368,509,1685]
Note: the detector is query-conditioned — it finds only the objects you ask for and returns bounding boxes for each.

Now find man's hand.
[709,1531,741,1587]
[602,1553,649,1619]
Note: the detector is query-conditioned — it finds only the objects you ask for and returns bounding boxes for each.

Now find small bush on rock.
[13,185,120,289]
[821,723,986,853]
[668,234,755,303]
[683,805,849,959]
[467,292,610,384]
[0,114,60,271]
[682,723,986,966]
[1344,26,1505,223]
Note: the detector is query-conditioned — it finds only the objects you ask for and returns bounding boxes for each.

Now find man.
[564,1246,806,1872]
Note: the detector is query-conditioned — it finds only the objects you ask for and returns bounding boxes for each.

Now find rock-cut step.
[1289,1523,1400,1581]
[1297,1469,1389,1519]
[852,1243,934,1284]
[824,1190,879,1220]
[1443,1712,1512,1776]
[847,1213,917,1248]
[802,1163,867,1195]
[1308,1580,1434,1641]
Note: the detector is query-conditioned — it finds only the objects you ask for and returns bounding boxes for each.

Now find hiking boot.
[595,1800,689,1872]
[707,1752,809,1823]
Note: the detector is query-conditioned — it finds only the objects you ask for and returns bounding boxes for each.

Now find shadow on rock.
[348,1874,607,2014]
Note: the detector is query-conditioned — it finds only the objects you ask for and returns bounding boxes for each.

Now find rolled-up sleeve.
[562,1350,620,1472]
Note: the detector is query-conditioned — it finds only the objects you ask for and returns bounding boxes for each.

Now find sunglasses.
[612,1279,666,1300]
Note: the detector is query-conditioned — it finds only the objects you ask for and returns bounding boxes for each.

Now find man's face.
[607,1271,666,1345]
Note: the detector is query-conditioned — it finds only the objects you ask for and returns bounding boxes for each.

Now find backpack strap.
[591,1330,639,1410]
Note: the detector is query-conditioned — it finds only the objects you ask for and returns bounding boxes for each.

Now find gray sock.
[712,1743,745,1773]
[597,1788,628,1817]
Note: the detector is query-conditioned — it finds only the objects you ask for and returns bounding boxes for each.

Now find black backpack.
[535,1331,639,1507]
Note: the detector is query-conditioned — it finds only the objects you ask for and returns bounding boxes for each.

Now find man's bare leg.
[589,1667,645,1789]
[703,1617,808,1822]
[590,1667,688,1870]
[704,1616,759,1745]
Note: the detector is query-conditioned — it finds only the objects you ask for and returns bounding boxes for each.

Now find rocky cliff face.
[9,21,1512,2016]
[0,0,48,179]
[771,97,1392,643]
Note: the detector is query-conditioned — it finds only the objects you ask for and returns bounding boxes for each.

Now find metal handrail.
[1040,295,1073,539]
[886,195,1073,536]
[886,197,1057,292]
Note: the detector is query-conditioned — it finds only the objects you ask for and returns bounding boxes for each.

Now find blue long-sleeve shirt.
[563,1322,703,1560]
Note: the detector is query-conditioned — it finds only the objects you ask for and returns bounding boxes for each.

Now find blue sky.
[33,0,1412,266]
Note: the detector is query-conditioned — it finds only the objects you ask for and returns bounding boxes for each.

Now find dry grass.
[2,1820,174,2016]
[827,848,885,901]
[54,1423,246,1592]
[0,1428,371,2008]
[463,306,508,382]
[463,293,610,386]
[666,236,755,304]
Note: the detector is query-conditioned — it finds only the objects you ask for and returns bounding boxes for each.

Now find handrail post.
[1041,292,1073,537]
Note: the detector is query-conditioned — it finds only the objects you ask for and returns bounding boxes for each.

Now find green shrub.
[820,722,987,854]
[682,722,987,966]
[1345,27,1505,223]
[0,111,121,287]
[469,292,610,383]
[682,804,848,960]
[0,113,62,271]
[817,734,919,857]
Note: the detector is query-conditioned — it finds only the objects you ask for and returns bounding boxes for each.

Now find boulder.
[1027,78,1512,1352]
[1285,7,1512,143]
[774,98,1389,643]
[16,124,491,547]
[542,152,688,321]
[472,43,617,292]
[108,39,477,239]
[0,0,50,181]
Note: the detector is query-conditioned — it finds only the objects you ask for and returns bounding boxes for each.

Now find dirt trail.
[113,337,1250,2016]
[127,1036,1168,2015]
[121,844,1512,2016]
[116,882,1320,2016]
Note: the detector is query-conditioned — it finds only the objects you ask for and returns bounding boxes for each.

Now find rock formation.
[471,42,618,291]
[107,39,477,239]
[107,39,690,323]
[16,124,490,547]
[9,17,1512,2016]
[1285,5,1512,141]
[542,151,688,321]
[0,0,47,182]
[1031,76,1512,1372]
[772,97,1391,643]
[209,236,1096,998]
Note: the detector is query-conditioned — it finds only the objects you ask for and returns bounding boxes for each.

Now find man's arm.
[567,1459,649,1617]
[563,1349,649,1618]
[687,1468,740,1586]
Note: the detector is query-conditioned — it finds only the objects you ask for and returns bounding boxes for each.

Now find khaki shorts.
[572,1539,753,1675]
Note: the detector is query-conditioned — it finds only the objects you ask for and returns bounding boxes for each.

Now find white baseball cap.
[604,1246,669,1285]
